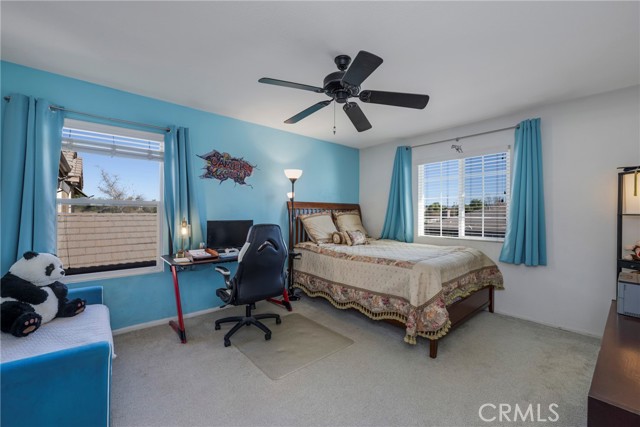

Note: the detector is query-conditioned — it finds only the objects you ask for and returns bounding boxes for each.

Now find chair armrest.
[215,266,232,288]
[68,286,103,305]
[215,266,230,276]
[1,341,112,427]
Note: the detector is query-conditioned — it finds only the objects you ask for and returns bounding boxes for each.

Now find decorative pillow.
[346,230,368,246]
[333,210,368,237]
[341,231,352,246]
[331,231,351,245]
[299,212,338,243]
[340,231,352,246]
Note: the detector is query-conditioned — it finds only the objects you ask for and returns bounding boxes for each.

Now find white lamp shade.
[623,172,640,214]
[287,192,294,199]
[284,169,303,180]
[180,220,191,237]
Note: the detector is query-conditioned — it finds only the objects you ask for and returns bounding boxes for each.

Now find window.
[418,151,510,240]
[56,119,164,278]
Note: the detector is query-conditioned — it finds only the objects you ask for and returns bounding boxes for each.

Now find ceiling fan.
[259,51,430,133]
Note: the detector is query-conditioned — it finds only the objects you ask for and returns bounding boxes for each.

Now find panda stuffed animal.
[1,251,86,337]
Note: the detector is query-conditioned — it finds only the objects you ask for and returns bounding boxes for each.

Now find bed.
[288,201,504,358]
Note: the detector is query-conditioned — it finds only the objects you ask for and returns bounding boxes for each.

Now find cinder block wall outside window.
[57,212,157,269]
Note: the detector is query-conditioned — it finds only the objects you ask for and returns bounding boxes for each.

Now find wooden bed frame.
[287,201,495,358]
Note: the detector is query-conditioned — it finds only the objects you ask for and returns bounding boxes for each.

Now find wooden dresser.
[588,301,640,426]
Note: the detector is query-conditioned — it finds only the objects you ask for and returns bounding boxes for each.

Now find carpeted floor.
[232,313,354,380]
[111,297,600,427]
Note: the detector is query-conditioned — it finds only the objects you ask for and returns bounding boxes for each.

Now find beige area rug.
[228,313,354,380]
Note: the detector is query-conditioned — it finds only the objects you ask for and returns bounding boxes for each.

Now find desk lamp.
[177,217,191,258]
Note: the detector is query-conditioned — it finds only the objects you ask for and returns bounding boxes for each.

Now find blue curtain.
[164,127,205,254]
[380,146,414,242]
[1,94,63,273]
[499,118,547,266]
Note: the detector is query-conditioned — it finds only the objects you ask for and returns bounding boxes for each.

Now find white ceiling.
[2,1,638,149]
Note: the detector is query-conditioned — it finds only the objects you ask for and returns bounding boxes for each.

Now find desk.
[161,255,237,343]
[588,300,640,426]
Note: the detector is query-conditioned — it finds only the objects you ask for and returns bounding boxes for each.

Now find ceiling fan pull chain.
[333,101,337,135]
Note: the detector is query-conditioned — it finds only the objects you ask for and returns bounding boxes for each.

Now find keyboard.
[215,247,240,254]
[218,252,237,259]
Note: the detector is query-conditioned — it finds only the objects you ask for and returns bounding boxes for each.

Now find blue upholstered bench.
[1,286,113,427]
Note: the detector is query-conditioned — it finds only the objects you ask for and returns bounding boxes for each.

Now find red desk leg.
[266,256,295,311]
[267,288,292,311]
[168,265,187,343]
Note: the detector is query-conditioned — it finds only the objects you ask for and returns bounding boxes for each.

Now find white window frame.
[417,146,511,242]
[58,119,165,282]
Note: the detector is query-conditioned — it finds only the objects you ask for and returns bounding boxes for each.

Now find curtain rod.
[411,124,519,149]
[3,95,170,133]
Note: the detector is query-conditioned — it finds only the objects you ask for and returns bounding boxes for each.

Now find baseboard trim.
[492,309,601,339]
[112,305,231,336]
[112,302,600,339]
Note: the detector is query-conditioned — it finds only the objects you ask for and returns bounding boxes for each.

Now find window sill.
[63,264,163,284]
[417,235,504,244]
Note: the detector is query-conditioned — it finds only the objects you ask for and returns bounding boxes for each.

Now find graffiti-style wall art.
[198,150,256,187]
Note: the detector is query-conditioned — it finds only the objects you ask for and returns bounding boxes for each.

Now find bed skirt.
[293,266,503,344]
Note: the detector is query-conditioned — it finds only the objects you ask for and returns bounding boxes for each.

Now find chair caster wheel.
[276,318,281,325]
[265,333,271,341]
[215,324,221,330]
[224,340,231,347]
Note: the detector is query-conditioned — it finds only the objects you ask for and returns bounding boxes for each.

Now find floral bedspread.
[292,239,504,343]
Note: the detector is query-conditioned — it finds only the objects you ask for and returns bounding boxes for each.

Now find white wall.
[360,85,640,337]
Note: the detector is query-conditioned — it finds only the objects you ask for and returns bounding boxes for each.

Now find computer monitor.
[206,220,253,250]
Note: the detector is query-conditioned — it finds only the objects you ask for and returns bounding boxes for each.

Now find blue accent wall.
[1,61,359,330]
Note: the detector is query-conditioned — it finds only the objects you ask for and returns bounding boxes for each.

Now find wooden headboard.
[286,201,361,246]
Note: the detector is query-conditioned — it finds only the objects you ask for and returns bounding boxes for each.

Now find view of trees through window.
[71,167,157,214]
[419,152,509,239]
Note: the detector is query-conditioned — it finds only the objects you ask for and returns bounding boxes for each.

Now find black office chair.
[214,224,287,347]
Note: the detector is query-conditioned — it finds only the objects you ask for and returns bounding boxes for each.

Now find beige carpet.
[111,298,600,426]
[228,313,354,379]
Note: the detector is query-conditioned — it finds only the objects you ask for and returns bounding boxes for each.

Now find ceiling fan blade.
[343,102,372,132]
[341,51,383,88]
[284,100,332,124]
[259,77,324,93]
[359,90,430,109]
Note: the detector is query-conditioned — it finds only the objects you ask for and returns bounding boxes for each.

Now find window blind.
[418,151,510,239]
[62,118,164,161]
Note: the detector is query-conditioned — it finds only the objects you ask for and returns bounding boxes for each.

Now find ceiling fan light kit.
[259,50,430,133]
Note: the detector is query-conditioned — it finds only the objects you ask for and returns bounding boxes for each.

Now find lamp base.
[288,289,300,301]
[176,249,185,258]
